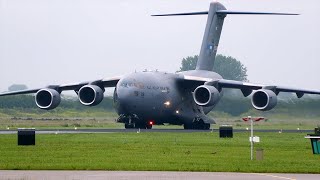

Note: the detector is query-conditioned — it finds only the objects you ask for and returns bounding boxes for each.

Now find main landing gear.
[125,122,152,129]
[184,118,210,130]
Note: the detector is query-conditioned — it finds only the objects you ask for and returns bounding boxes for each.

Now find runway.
[0,128,313,134]
[0,171,319,180]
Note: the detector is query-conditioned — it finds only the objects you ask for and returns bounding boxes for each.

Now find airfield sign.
[242,116,265,160]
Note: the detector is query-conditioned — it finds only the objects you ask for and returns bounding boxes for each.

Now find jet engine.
[193,85,220,107]
[78,85,104,106]
[35,89,61,110]
[251,89,277,111]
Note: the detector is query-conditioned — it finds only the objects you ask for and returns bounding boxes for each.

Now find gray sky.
[0,0,319,94]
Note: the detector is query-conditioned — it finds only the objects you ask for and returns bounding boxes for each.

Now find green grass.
[1,107,320,130]
[0,118,123,130]
[0,118,185,130]
[0,108,118,118]
[0,132,319,173]
[1,117,319,130]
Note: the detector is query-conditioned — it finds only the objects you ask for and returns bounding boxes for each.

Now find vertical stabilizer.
[152,2,298,72]
[196,2,226,71]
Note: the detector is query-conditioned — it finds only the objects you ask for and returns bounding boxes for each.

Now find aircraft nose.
[115,86,150,116]
[115,87,133,114]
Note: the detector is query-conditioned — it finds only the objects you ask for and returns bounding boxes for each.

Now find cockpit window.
[134,91,139,96]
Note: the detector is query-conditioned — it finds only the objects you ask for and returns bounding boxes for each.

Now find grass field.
[0,132,319,173]
[1,117,319,130]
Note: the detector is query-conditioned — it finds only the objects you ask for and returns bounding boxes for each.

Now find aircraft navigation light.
[176,110,179,114]
[164,101,171,106]
[149,121,154,125]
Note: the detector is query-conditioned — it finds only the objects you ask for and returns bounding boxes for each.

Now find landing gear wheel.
[204,123,210,130]
[146,124,153,129]
[125,123,134,129]
[183,123,193,130]
[134,123,147,129]
[193,122,210,130]
[183,121,210,130]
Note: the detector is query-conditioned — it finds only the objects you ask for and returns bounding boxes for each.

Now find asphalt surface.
[0,128,313,134]
[0,171,319,180]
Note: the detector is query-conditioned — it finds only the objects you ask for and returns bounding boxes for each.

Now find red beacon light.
[149,121,154,125]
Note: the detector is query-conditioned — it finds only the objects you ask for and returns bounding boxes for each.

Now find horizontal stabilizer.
[216,10,299,15]
[152,11,208,16]
[152,11,299,17]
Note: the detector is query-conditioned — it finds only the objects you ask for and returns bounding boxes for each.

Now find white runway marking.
[255,173,296,180]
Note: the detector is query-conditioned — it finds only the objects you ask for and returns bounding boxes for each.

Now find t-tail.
[152,2,298,71]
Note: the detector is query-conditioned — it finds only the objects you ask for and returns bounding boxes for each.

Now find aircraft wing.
[181,75,320,98]
[0,76,121,97]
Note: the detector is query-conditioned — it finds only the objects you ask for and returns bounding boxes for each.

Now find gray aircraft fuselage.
[113,2,228,128]
[114,70,223,126]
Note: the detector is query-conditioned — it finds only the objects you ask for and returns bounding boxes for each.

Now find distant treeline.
[1,94,320,117]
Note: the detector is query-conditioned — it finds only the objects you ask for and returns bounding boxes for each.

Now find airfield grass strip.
[0,132,319,173]
[1,117,319,130]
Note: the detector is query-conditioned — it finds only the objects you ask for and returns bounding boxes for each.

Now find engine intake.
[35,89,61,110]
[78,85,104,106]
[193,85,220,107]
[251,89,277,111]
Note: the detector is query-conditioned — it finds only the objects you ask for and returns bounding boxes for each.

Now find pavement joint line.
[254,173,296,180]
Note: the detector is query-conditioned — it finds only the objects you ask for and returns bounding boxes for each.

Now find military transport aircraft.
[1,2,319,130]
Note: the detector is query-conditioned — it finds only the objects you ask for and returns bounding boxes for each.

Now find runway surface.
[0,171,319,180]
[0,128,313,134]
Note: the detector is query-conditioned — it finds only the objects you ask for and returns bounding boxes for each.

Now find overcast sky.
[0,0,319,94]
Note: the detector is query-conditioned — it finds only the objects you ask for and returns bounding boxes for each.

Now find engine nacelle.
[78,85,104,106]
[35,89,61,110]
[251,89,278,111]
[193,85,220,107]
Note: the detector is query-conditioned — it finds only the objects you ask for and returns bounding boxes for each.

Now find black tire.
[134,123,147,129]
[146,124,153,129]
[125,123,134,129]
[185,121,210,130]
[195,123,210,130]
[183,123,193,129]
[204,123,210,130]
